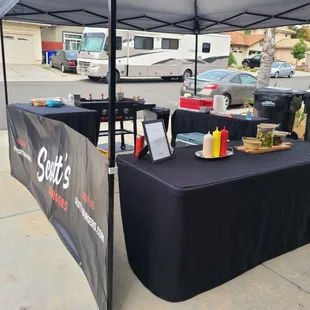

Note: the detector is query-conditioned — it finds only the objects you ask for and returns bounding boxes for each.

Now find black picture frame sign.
[142,119,172,163]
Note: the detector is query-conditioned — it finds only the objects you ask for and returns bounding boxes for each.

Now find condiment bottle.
[212,127,221,158]
[246,108,252,120]
[202,132,213,158]
[220,126,228,156]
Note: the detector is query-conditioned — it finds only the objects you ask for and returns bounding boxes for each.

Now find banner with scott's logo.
[6,105,108,310]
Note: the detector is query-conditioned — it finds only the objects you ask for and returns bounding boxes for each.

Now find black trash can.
[254,87,304,136]
[143,107,170,132]
[303,92,310,141]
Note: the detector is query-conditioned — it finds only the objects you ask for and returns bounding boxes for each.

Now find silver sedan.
[180,69,257,108]
[270,62,295,78]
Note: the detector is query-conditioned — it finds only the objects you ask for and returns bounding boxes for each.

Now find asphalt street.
[0,76,310,115]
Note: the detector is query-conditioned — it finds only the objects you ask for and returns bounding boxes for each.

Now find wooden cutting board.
[235,142,292,154]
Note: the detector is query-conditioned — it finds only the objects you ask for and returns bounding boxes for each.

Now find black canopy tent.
[1,1,310,310]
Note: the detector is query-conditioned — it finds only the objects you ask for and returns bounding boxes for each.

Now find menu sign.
[143,119,172,163]
[6,106,108,310]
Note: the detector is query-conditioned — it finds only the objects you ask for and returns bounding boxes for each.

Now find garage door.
[0,34,35,64]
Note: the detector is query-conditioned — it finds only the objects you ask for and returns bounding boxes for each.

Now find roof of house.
[275,38,310,49]
[225,31,265,47]
[276,27,296,35]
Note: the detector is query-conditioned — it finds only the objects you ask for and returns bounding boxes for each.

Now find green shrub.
[228,52,237,66]
[237,65,243,70]
[250,68,258,72]
[244,67,250,71]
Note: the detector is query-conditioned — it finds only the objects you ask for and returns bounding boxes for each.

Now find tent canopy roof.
[1,0,310,34]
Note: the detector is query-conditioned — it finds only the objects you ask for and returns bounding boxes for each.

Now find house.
[275,38,310,65]
[224,31,264,65]
[0,21,42,65]
[41,26,84,51]
[226,27,307,66]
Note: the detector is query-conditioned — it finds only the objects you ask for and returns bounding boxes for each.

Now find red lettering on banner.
[82,192,95,209]
[48,186,68,212]
[16,138,26,148]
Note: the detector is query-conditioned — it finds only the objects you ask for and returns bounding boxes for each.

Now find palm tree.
[256,28,276,89]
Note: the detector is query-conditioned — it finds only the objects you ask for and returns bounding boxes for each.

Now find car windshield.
[272,62,281,68]
[197,70,230,81]
[79,33,105,52]
[65,52,77,59]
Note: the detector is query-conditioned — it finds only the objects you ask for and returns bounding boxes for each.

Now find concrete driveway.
[0,64,86,82]
[2,121,310,310]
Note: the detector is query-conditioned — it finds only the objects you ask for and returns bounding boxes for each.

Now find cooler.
[175,132,204,148]
[180,97,213,110]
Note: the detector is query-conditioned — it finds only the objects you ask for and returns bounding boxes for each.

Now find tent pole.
[0,20,8,106]
[194,0,199,95]
[194,33,198,95]
[107,0,116,309]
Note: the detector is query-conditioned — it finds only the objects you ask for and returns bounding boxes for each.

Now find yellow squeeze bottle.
[212,127,221,158]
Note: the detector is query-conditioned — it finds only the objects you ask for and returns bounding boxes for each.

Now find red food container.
[135,135,145,158]
[180,97,213,110]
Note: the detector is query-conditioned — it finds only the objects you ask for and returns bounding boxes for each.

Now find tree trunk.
[256,28,276,89]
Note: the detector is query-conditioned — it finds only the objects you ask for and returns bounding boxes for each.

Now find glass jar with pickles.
[256,124,278,148]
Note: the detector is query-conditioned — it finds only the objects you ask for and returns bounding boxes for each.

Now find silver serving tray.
[195,147,234,160]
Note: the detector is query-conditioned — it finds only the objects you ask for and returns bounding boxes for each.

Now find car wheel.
[223,93,231,108]
[179,69,192,82]
[242,62,249,68]
[161,77,172,81]
[274,71,279,79]
[88,76,101,82]
[288,71,293,78]
[50,60,53,68]
[104,70,120,84]
[61,64,65,73]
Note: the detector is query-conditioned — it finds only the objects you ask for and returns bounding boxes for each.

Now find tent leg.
[0,20,8,106]
[194,33,198,95]
[107,0,117,309]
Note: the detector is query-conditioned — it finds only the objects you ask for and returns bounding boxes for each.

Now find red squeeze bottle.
[135,135,145,158]
[220,126,228,156]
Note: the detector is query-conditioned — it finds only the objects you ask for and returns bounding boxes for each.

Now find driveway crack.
[262,263,310,295]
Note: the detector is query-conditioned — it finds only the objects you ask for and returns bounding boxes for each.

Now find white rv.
[77,27,231,83]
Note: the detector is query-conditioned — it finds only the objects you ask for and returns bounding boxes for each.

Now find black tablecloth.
[11,104,99,145]
[171,109,270,146]
[117,142,310,302]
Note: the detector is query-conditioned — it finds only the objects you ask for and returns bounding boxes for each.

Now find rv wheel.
[179,69,192,82]
[105,71,120,84]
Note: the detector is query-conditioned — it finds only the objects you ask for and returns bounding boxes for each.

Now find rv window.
[162,38,179,50]
[79,32,105,52]
[104,36,123,51]
[134,36,154,50]
[202,43,211,53]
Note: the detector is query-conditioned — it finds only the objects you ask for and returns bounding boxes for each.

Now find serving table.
[117,141,310,302]
[10,104,99,145]
[171,109,270,147]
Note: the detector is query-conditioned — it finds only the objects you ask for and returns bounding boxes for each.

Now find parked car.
[50,51,77,73]
[242,55,261,68]
[271,61,295,78]
[180,69,257,108]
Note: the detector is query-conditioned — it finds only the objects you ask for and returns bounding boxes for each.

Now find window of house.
[4,35,14,40]
[202,42,211,53]
[64,32,82,51]
[162,38,179,50]
[134,36,154,50]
